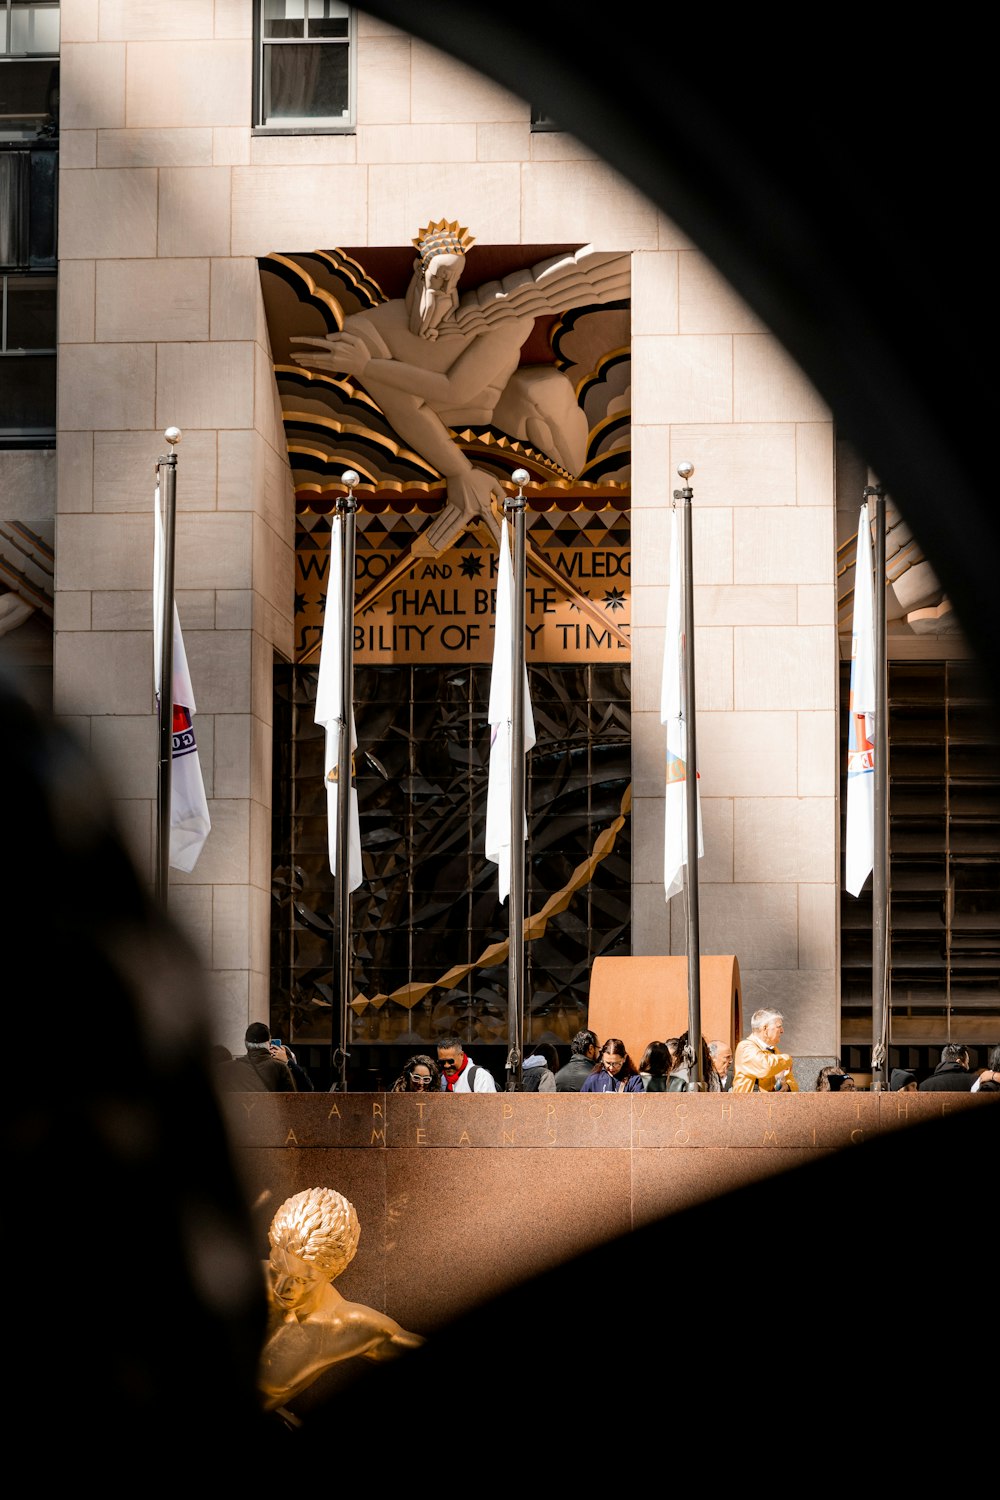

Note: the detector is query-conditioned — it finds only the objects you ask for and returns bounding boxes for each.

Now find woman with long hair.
[639,1040,673,1092]
[668,1031,723,1091]
[582,1037,645,1093]
[814,1064,856,1091]
[391,1054,442,1093]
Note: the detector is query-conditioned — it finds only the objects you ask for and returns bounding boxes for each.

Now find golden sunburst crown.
[412,219,476,271]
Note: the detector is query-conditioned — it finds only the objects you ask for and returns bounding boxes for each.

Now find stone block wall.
[55,3,839,1056]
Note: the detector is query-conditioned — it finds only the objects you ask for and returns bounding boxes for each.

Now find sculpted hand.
[422,468,504,555]
[290,331,372,379]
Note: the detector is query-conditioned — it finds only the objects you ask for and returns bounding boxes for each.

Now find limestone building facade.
[2,3,981,1080]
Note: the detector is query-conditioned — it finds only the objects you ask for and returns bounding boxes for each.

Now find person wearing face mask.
[390,1055,442,1093]
[581,1037,645,1093]
[436,1035,497,1092]
[731,1008,800,1093]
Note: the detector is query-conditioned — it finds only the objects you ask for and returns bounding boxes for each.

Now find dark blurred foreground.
[3,674,995,1475]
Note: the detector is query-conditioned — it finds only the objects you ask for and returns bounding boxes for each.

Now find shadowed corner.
[292,1097,998,1456]
[0,671,278,1466]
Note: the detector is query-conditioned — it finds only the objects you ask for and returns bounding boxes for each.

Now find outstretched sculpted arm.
[259,1296,425,1410]
[288,239,603,550]
[291,320,512,551]
[291,318,527,459]
[361,1319,425,1362]
[295,320,526,402]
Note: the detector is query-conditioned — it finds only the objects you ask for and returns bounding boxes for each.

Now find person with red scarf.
[436,1036,497,1092]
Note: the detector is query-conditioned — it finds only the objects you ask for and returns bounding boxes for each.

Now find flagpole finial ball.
[512,469,530,486]
[342,469,360,487]
[676,461,694,480]
[164,427,182,446]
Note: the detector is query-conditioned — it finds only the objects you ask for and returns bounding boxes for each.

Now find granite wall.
[225,1087,995,1375]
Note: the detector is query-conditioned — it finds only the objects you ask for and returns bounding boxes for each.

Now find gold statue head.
[412,219,475,274]
[268,1186,361,1283]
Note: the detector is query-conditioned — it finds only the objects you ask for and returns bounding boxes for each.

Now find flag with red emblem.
[153,485,211,873]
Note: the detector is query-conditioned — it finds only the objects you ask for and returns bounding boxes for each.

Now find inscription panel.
[874,1090,992,1133]
[726,1090,881,1150]
[384,1090,635,1149]
[631,1091,736,1148]
[223,1089,998,1152]
[220,1091,384,1148]
[227,1094,999,1335]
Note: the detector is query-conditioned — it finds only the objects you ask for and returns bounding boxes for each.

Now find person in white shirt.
[436,1035,497,1092]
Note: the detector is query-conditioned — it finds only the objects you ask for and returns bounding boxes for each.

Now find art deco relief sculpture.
[291,219,629,553]
[259,1185,423,1415]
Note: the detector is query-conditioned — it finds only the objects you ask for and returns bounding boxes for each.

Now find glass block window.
[271,662,631,1080]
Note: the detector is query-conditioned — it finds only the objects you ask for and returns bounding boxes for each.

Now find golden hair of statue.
[259,1186,424,1414]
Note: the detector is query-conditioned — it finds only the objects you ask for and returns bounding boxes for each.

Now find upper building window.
[1,1,59,56]
[530,106,561,133]
[0,271,56,441]
[254,1,355,131]
[0,2,60,142]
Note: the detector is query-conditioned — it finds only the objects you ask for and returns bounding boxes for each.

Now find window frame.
[252,1,357,135]
[1,1,60,59]
[0,270,56,441]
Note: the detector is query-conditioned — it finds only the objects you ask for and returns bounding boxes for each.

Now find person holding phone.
[270,1036,314,1091]
[216,1022,300,1092]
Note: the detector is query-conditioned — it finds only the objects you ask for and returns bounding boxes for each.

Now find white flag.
[153,486,211,873]
[845,499,876,896]
[662,506,703,901]
[315,514,362,890]
[485,519,536,903]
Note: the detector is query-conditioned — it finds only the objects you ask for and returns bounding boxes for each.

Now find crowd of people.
[216,1018,1000,1097]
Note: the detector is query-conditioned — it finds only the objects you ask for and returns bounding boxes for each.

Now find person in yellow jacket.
[731,1008,800,1093]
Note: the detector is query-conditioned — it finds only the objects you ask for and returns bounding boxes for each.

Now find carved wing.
[452,245,629,335]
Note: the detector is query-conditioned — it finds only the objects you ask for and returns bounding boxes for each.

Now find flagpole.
[505,468,529,1091]
[868,482,889,1090]
[155,426,181,908]
[674,461,704,1088]
[332,469,359,1093]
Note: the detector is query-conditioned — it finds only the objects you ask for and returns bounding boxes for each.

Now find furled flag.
[662,506,703,901]
[485,518,536,903]
[153,485,211,873]
[315,513,362,889]
[845,500,876,896]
